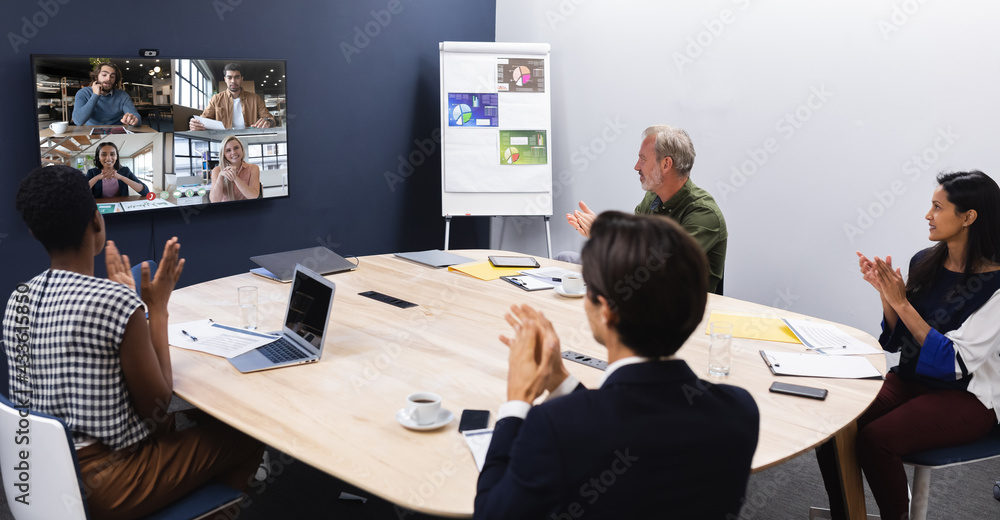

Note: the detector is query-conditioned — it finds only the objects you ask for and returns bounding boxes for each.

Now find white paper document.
[519,267,579,281]
[781,318,883,355]
[463,429,493,472]
[192,116,226,130]
[760,350,883,379]
[168,320,278,358]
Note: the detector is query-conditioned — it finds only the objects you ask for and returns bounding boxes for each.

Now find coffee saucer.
[396,408,454,431]
[554,285,586,298]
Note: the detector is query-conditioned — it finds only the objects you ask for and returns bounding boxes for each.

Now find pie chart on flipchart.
[512,66,531,86]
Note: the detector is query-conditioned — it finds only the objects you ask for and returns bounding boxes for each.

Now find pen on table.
[524,273,561,282]
[759,350,779,368]
[813,345,846,351]
[182,330,198,342]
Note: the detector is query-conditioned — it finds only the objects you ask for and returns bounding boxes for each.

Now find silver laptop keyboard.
[259,337,308,363]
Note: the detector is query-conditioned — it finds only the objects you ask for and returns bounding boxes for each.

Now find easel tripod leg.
[444,216,452,251]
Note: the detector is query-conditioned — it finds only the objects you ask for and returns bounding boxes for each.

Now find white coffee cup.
[405,392,441,425]
[562,273,584,294]
[49,121,68,134]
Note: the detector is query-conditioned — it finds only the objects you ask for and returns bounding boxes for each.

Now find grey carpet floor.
[1,448,997,519]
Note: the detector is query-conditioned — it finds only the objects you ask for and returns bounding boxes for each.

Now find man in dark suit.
[474,211,759,519]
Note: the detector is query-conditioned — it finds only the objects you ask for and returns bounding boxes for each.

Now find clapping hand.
[857,251,885,291]
[105,241,136,291]
[566,201,597,238]
[499,304,570,401]
[140,237,185,312]
[873,256,907,308]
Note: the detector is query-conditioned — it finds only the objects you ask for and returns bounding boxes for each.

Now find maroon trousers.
[817,373,995,520]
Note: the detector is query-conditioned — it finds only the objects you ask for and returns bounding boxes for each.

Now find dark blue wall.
[1,0,495,287]
[0,0,495,395]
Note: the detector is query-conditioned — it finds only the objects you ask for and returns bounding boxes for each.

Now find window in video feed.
[33,55,289,215]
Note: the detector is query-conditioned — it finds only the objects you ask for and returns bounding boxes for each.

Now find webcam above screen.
[33,55,289,215]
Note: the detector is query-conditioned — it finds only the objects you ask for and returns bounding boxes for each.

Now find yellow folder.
[448,261,525,281]
[704,311,802,344]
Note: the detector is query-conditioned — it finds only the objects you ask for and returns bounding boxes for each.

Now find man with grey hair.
[563,125,727,293]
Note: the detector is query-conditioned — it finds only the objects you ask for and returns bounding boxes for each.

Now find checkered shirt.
[3,270,150,450]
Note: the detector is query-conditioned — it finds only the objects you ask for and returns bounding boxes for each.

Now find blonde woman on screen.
[209,135,260,202]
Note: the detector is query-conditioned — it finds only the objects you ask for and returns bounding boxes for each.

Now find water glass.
[709,321,733,376]
[238,286,258,330]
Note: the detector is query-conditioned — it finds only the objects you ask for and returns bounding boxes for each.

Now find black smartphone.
[488,256,540,268]
[769,381,828,400]
[459,409,491,432]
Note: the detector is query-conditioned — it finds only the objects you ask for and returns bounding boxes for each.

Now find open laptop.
[229,264,336,373]
[250,246,357,283]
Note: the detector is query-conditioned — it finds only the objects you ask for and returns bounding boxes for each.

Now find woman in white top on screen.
[209,135,260,202]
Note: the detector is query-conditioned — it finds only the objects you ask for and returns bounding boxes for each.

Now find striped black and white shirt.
[3,270,149,450]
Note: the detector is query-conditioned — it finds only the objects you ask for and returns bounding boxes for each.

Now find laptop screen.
[285,270,333,349]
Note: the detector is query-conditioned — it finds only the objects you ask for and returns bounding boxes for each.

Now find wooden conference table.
[167,250,885,518]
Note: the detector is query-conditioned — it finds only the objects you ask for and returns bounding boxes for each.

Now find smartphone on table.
[459,409,491,432]
[769,381,828,400]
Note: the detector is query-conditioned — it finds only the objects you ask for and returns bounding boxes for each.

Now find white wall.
[494,0,1000,336]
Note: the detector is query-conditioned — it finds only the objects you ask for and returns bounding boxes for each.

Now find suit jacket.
[474,359,759,519]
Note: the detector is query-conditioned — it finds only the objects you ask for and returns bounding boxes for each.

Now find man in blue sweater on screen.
[72,61,140,126]
[474,211,758,519]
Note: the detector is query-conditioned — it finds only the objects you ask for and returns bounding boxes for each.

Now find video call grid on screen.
[33,55,289,215]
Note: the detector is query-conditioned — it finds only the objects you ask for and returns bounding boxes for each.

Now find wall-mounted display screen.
[33,55,288,214]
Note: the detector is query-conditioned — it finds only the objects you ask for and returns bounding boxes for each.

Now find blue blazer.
[474,360,759,519]
[86,167,150,199]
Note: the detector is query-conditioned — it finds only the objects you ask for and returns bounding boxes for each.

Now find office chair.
[901,424,1000,520]
[810,425,1000,520]
[0,393,243,519]
[130,259,158,298]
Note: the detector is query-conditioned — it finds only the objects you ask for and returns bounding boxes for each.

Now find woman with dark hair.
[5,165,262,518]
[819,170,1000,520]
[85,141,150,199]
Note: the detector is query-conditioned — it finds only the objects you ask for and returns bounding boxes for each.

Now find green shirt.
[634,179,727,293]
